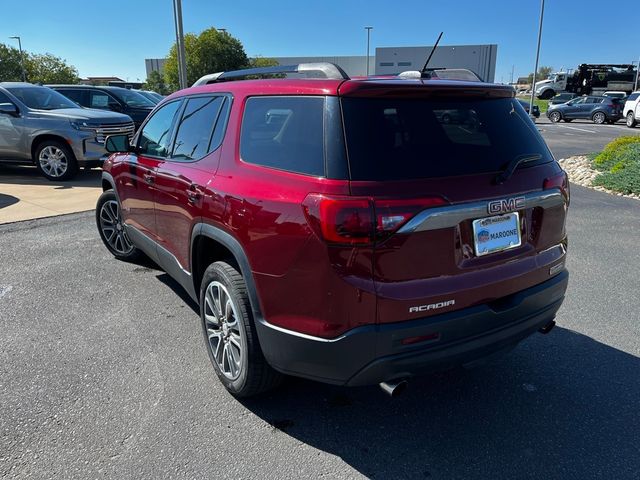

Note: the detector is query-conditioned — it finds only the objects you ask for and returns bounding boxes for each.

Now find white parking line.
[554,125,597,134]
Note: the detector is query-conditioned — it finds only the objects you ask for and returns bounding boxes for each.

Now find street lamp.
[172,0,188,89]
[218,28,227,35]
[9,36,26,82]
[365,26,373,76]
[529,0,545,121]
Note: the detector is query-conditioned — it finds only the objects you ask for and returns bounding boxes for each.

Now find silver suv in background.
[0,83,135,180]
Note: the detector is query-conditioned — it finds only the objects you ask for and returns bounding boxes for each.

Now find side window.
[171,96,224,161]
[240,96,325,176]
[628,93,639,102]
[137,101,181,158]
[0,91,12,104]
[209,97,230,152]
[59,89,87,106]
[90,91,118,110]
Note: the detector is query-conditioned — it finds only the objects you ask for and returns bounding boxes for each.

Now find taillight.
[303,194,446,245]
[544,170,570,205]
[374,197,447,240]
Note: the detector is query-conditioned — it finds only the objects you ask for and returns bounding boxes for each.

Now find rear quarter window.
[240,96,325,176]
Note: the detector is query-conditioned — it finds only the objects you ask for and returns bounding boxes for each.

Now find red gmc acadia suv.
[96,63,569,398]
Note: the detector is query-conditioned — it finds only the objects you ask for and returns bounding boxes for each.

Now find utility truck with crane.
[535,64,637,100]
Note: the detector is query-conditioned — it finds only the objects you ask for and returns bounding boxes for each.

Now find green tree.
[0,43,26,81]
[26,53,78,84]
[164,28,248,90]
[247,56,279,68]
[527,66,554,84]
[144,70,169,94]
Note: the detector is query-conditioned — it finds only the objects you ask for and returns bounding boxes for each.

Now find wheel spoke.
[225,344,237,377]
[204,295,219,326]
[229,332,242,349]
[214,286,223,319]
[103,227,116,242]
[100,206,115,224]
[224,300,235,327]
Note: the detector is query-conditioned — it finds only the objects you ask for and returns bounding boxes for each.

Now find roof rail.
[192,62,350,87]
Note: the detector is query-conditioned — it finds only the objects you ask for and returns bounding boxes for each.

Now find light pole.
[635,57,640,91]
[9,36,26,82]
[172,0,188,89]
[365,26,373,76]
[529,0,545,120]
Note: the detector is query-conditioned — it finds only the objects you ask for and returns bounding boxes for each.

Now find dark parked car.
[96,63,569,398]
[548,93,577,105]
[547,95,623,124]
[518,98,540,118]
[49,85,155,129]
[0,83,134,180]
[134,89,164,104]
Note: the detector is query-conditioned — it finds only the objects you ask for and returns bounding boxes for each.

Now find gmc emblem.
[487,196,525,214]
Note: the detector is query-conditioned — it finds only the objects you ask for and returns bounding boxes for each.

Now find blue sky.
[3,0,638,83]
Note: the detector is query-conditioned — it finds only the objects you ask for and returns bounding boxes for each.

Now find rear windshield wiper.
[495,153,542,184]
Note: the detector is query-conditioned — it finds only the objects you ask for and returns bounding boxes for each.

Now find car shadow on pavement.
[0,164,102,187]
[155,272,200,313]
[241,327,639,479]
[0,194,19,209]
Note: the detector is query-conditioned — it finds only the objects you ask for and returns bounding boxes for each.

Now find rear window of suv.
[341,97,552,181]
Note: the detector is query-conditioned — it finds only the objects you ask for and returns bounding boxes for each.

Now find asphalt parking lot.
[1,182,639,479]
[536,117,640,159]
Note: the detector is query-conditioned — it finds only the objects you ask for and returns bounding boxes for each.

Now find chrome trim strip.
[398,190,565,234]
[257,319,351,343]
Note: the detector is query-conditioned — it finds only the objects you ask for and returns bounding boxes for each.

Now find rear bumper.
[255,270,568,386]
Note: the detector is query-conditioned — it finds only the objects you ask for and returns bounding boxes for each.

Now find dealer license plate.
[472,212,521,257]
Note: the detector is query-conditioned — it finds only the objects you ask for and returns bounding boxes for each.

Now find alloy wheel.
[38,146,68,178]
[204,281,244,380]
[593,112,605,124]
[99,200,134,255]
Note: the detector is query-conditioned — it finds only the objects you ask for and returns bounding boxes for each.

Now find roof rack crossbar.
[193,62,350,86]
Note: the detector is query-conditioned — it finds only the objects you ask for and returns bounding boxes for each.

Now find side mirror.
[0,102,19,116]
[105,134,131,153]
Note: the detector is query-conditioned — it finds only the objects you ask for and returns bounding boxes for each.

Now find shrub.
[591,137,640,195]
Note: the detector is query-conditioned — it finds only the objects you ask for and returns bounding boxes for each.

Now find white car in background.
[624,92,640,128]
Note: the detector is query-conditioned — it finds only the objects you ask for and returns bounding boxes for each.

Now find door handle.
[143,173,154,185]
[187,184,204,204]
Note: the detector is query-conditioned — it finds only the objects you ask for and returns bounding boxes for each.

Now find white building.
[144,43,498,82]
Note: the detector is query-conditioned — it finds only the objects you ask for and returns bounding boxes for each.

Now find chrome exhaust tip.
[379,379,408,398]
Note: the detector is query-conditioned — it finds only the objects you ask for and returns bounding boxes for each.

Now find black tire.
[564,119,573,122]
[592,111,606,124]
[549,111,562,123]
[34,140,78,181]
[627,112,637,128]
[441,113,451,124]
[200,261,282,398]
[96,190,142,261]
[539,89,555,100]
